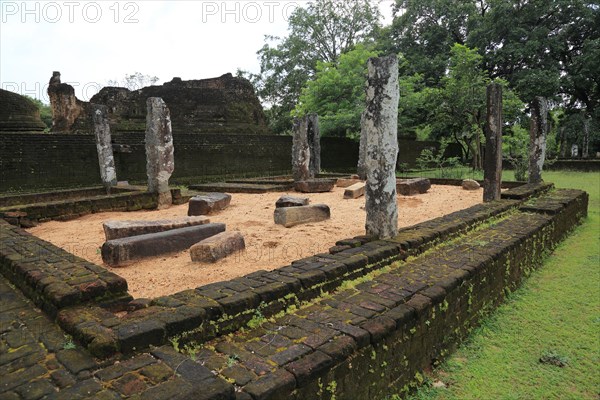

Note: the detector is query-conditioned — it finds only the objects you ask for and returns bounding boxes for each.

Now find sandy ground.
[28,185,483,299]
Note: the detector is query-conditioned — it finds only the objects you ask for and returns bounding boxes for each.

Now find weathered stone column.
[357,118,368,180]
[292,116,312,181]
[483,83,503,202]
[307,113,321,177]
[529,96,548,183]
[145,97,174,208]
[363,55,400,239]
[92,104,117,192]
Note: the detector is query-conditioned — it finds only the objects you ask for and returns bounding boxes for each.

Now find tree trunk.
[583,117,590,158]
[559,126,567,158]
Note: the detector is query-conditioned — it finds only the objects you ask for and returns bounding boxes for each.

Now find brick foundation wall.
[0,180,588,399]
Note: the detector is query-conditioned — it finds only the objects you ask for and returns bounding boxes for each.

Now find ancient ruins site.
[1,2,597,399]
[28,185,483,298]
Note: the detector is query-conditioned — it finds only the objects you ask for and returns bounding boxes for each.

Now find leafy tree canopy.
[292,44,379,138]
[244,0,382,133]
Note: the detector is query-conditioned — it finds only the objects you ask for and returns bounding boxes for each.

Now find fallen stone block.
[103,216,210,240]
[276,195,309,208]
[344,182,366,199]
[190,231,245,262]
[462,179,481,190]
[188,193,232,216]
[274,204,331,228]
[101,223,226,267]
[336,178,363,188]
[397,178,431,196]
[294,179,336,193]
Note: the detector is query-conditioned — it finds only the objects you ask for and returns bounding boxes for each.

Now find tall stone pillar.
[145,97,174,208]
[483,83,503,202]
[292,114,320,181]
[92,104,117,192]
[307,114,321,177]
[357,120,368,180]
[529,97,548,183]
[363,55,400,239]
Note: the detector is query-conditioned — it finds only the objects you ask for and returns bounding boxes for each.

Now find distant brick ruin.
[0,89,46,132]
[47,71,269,134]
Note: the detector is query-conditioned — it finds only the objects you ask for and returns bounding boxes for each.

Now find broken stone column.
[92,104,117,192]
[363,55,400,239]
[145,97,174,208]
[292,114,320,181]
[483,83,503,202]
[529,97,548,183]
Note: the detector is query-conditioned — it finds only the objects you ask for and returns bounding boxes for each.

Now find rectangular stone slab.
[294,179,335,193]
[396,178,431,196]
[190,231,245,262]
[344,182,366,199]
[276,195,309,208]
[274,204,330,228]
[188,193,232,216]
[103,216,210,240]
[336,178,362,188]
[101,223,226,267]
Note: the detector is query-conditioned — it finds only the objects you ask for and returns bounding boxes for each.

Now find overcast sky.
[1,1,395,103]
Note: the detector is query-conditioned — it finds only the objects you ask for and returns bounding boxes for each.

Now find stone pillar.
[292,117,310,181]
[307,113,321,177]
[92,104,117,192]
[363,55,400,239]
[145,97,174,208]
[483,83,503,202]
[529,96,548,183]
[571,144,579,158]
[357,118,368,180]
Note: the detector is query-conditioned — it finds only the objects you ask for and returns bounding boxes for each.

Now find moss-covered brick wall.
[1,132,463,193]
[0,133,360,192]
[0,182,588,399]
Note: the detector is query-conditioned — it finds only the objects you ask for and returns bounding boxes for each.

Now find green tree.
[397,70,438,140]
[413,44,524,169]
[245,0,382,133]
[386,0,598,136]
[469,0,598,104]
[26,96,52,131]
[380,0,482,85]
[292,44,379,138]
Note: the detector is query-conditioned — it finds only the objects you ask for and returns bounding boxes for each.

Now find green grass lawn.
[399,170,600,400]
